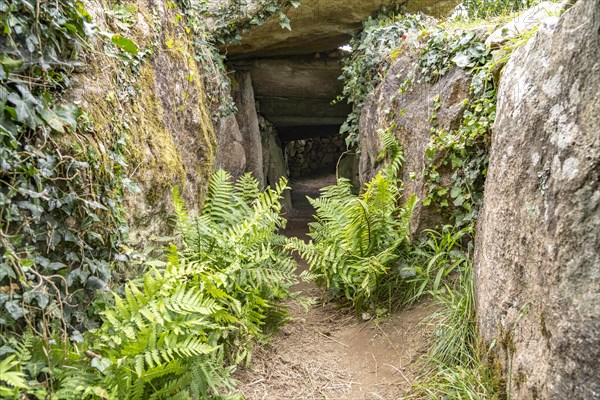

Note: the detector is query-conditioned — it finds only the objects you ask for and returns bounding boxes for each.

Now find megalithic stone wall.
[474,1,600,398]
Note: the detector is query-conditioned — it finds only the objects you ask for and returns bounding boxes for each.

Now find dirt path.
[235,174,434,399]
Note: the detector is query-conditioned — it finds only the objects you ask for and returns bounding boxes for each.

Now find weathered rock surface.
[359,52,471,235]
[474,1,600,398]
[74,0,217,241]
[215,114,247,179]
[260,117,293,211]
[286,135,346,178]
[226,0,460,58]
[232,53,351,131]
[233,70,265,185]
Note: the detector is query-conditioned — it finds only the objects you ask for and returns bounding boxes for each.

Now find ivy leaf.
[91,357,112,373]
[5,300,28,320]
[0,54,24,74]
[40,108,66,132]
[54,104,81,131]
[18,187,49,200]
[47,262,67,271]
[7,93,40,128]
[452,52,472,68]
[0,264,16,281]
[17,201,44,220]
[0,345,15,357]
[111,34,139,55]
[453,194,466,207]
[458,31,476,45]
[84,199,108,210]
[24,289,50,309]
[68,268,90,286]
[279,14,291,31]
[450,186,462,199]
[70,330,85,343]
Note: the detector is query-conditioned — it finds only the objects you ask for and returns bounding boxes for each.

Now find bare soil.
[234,173,435,399]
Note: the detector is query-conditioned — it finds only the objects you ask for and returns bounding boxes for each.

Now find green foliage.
[0,330,77,399]
[416,27,494,226]
[92,258,231,399]
[398,226,472,306]
[0,355,29,397]
[0,170,296,399]
[287,130,415,311]
[110,34,140,55]
[393,224,498,399]
[175,170,298,360]
[88,170,296,399]
[404,24,522,396]
[462,0,540,19]
[179,0,301,45]
[337,13,427,147]
[418,29,490,83]
[1,0,300,397]
[409,363,499,400]
[421,22,539,227]
[407,257,499,400]
[0,0,140,335]
[429,258,476,366]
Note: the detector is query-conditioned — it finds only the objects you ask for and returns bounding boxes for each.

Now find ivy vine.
[418,29,493,226]
[336,11,426,148]
[339,11,536,226]
[0,0,141,337]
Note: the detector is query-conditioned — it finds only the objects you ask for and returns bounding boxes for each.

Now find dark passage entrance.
[228,47,357,210]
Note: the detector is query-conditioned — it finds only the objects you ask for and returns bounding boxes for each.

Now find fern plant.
[83,170,296,399]
[173,170,298,363]
[0,355,29,398]
[91,256,229,400]
[0,170,297,400]
[287,129,416,311]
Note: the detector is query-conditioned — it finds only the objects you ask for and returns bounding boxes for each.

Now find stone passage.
[286,135,346,178]
[217,0,467,210]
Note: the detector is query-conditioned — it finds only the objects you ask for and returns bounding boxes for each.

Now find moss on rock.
[70,0,218,243]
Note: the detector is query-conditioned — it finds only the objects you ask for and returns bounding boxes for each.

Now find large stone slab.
[260,117,293,211]
[359,53,471,235]
[474,1,600,398]
[232,70,266,185]
[73,0,217,241]
[215,114,247,179]
[226,0,460,58]
[232,53,351,129]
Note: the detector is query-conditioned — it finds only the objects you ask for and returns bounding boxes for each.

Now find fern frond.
[234,173,261,205]
[202,169,238,226]
[147,373,192,400]
[165,286,219,316]
[172,186,191,234]
[0,355,28,390]
[291,140,415,311]
[54,367,102,400]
